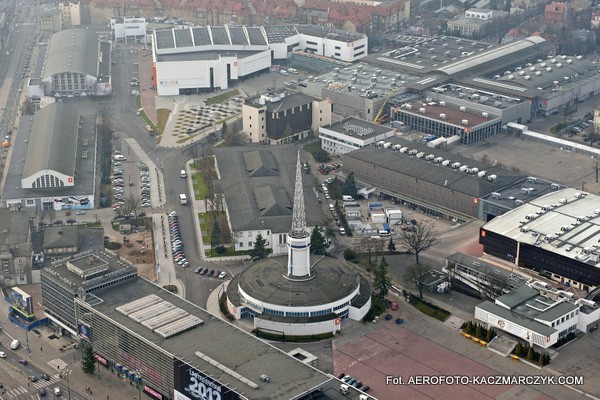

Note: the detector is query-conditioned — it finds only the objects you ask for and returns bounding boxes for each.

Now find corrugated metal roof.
[44,29,99,78]
[23,103,79,179]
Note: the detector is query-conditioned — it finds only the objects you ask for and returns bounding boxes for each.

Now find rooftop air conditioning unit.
[439,101,446,106]
[566,59,573,64]
[482,112,489,118]
[524,75,531,80]
[507,75,514,80]
[459,106,466,112]
[434,157,443,163]
[440,113,446,119]
[461,119,469,125]
[419,108,426,113]
[477,170,486,178]
[487,174,497,181]
[557,63,562,68]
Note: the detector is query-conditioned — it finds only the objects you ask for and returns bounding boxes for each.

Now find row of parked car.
[169,211,190,268]
[112,150,127,212]
[138,162,152,208]
[339,373,370,392]
[194,267,227,278]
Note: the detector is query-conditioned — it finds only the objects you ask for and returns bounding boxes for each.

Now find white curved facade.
[287,235,311,277]
[22,169,74,189]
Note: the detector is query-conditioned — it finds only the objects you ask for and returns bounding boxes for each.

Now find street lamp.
[64,368,72,400]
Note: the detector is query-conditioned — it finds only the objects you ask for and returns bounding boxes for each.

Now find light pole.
[136,371,143,400]
[65,369,72,400]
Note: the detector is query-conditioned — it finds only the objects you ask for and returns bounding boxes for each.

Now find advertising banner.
[8,287,34,316]
[174,360,240,400]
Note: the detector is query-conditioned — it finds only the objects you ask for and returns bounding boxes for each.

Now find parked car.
[208,269,215,276]
[218,271,227,279]
[194,267,202,273]
[41,373,50,380]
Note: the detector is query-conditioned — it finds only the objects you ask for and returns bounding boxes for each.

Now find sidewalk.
[0,307,142,400]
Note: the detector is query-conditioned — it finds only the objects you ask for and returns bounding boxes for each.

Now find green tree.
[403,263,431,299]
[527,346,534,360]
[312,149,331,163]
[397,223,439,265]
[475,324,482,339]
[515,342,522,356]
[250,234,268,261]
[310,226,327,255]
[343,172,358,198]
[538,352,544,367]
[343,248,357,260]
[210,219,221,256]
[374,257,392,300]
[221,121,228,138]
[387,237,397,253]
[81,344,96,374]
[464,321,472,334]
[486,327,493,342]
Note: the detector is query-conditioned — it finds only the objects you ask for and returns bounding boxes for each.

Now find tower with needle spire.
[287,153,311,278]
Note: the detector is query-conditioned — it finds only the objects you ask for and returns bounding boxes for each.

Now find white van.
[288,68,298,74]
[180,169,187,178]
[114,155,126,161]
[179,194,188,205]
[54,387,62,396]
[10,339,20,350]
[342,195,354,201]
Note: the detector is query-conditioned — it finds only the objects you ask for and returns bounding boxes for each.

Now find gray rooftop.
[83,277,336,400]
[32,42,48,79]
[477,300,556,336]
[447,252,529,289]
[44,29,99,78]
[41,249,137,291]
[343,142,524,198]
[156,50,263,62]
[495,285,539,309]
[305,62,419,99]
[233,255,360,307]
[480,177,562,211]
[482,188,600,267]
[43,226,78,249]
[428,83,523,110]
[324,117,394,139]
[245,92,318,113]
[23,103,79,180]
[214,146,324,233]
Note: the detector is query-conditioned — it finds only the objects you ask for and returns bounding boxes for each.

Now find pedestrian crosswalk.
[1,374,61,399]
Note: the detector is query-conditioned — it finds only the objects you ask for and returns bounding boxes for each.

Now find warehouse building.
[394,99,502,144]
[42,29,111,97]
[1,104,97,210]
[342,135,524,221]
[480,188,600,291]
[110,17,148,44]
[152,24,367,96]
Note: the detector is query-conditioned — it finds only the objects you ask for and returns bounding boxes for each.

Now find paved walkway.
[185,160,207,261]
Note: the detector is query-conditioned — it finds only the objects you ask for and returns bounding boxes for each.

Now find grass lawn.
[303,141,320,154]
[192,173,210,200]
[156,109,171,134]
[135,95,158,132]
[205,90,239,105]
[410,298,451,322]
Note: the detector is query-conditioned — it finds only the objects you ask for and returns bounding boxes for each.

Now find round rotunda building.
[226,155,371,337]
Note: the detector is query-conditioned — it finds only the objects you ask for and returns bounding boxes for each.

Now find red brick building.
[544,1,570,26]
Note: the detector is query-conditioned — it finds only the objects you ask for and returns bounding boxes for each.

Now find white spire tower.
[287,152,311,277]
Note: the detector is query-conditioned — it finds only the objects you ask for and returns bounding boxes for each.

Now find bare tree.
[97,103,114,129]
[403,263,431,299]
[397,223,439,265]
[186,143,200,167]
[117,195,140,218]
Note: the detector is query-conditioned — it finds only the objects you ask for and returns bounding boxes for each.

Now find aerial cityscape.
[0,0,600,399]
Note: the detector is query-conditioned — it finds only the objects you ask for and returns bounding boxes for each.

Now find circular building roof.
[231,255,360,308]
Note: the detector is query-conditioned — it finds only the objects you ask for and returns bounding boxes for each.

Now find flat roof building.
[41,249,138,335]
[74,275,363,400]
[480,188,600,291]
[342,137,524,221]
[475,280,600,348]
[319,117,395,155]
